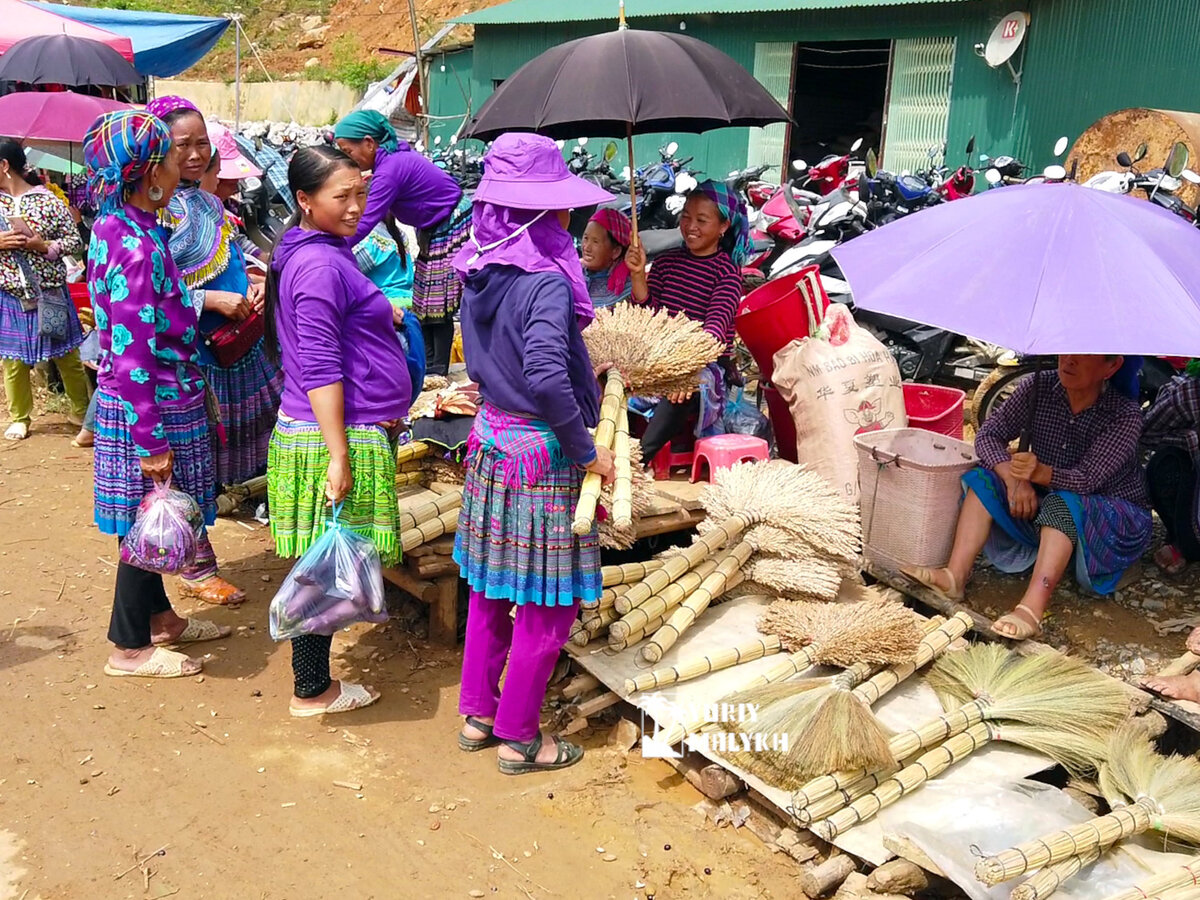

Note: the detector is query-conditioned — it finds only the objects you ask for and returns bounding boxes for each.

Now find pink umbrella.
[0,0,134,60]
[0,91,130,153]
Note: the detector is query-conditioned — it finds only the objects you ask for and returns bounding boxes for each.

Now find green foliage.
[322,36,393,92]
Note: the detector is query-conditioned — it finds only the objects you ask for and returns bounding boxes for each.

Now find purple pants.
[458,589,579,742]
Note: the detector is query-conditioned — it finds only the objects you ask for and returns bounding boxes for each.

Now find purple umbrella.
[831,183,1200,357]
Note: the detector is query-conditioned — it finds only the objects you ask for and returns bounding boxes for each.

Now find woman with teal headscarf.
[334,110,470,377]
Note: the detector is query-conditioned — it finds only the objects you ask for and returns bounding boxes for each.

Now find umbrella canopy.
[0,91,129,151]
[0,0,133,60]
[25,147,84,175]
[0,34,140,86]
[830,182,1200,357]
[461,28,789,141]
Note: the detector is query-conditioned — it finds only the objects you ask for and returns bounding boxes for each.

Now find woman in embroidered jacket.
[148,96,284,606]
[453,134,616,775]
[0,139,91,441]
[85,110,235,679]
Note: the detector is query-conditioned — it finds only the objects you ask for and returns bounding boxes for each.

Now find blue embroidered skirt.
[454,405,602,607]
[0,287,83,364]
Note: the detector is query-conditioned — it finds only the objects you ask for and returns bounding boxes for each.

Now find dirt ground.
[0,404,804,900]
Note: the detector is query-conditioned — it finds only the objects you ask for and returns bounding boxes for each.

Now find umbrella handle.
[1016,358,1045,453]
[626,124,639,244]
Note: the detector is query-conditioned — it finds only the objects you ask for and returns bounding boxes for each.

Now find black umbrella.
[0,34,140,87]
[461,19,789,235]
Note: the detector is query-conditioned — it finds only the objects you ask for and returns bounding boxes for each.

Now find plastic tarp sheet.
[29,2,228,77]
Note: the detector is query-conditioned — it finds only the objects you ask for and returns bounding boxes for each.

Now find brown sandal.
[992,604,1043,640]
[179,576,246,606]
[901,565,964,602]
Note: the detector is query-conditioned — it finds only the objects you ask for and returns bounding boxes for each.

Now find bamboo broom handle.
[400,508,460,553]
[789,615,976,811]
[1100,854,1200,900]
[656,644,821,748]
[624,635,783,694]
[602,559,665,588]
[396,441,432,465]
[572,370,625,536]
[609,558,721,645]
[975,799,1157,886]
[1010,847,1102,900]
[812,723,996,841]
[793,770,892,827]
[612,610,669,651]
[612,403,634,530]
[397,490,462,533]
[571,606,619,646]
[396,471,425,488]
[617,517,749,613]
[640,544,752,664]
[583,582,631,613]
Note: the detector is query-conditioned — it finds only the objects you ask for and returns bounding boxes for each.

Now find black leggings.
[422,319,454,378]
[1147,446,1200,561]
[108,550,172,649]
[639,395,700,463]
[291,634,333,698]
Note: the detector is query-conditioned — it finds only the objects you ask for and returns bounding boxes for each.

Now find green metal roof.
[455,0,973,26]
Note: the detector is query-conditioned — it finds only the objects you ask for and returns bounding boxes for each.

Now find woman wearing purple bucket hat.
[452,132,615,775]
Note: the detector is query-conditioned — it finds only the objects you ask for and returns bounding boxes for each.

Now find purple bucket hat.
[474,132,613,210]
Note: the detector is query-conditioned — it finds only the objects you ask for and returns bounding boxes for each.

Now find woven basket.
[855,428,978,571]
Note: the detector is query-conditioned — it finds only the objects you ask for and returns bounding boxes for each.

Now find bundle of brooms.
[396,489,463,554]
[786,646,1131,844]
[573,304,724,535]
[975,725,1200,893]
[570,460,862,666]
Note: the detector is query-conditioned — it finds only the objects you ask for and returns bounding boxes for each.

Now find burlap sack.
[771,303,907,502]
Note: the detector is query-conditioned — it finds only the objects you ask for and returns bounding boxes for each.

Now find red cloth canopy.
[0,0,134,60]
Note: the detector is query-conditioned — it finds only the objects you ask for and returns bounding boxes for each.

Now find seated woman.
[625,181,749,463]
[581,208,632,309]
[906,356,1152,640]
[1140,367,1200,575]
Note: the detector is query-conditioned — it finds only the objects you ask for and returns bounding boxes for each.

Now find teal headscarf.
[334,110,400,152]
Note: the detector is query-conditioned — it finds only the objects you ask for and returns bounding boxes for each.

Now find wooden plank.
[406,535,457,559]
[382,565,438,605]
[429,574,458,647]
[652,480,707,510]
[415,556,459,579]
[634,508,704,540]
[865,561,1200,734]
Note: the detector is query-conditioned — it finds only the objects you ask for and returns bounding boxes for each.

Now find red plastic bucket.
[735,265,828,383]
[903,383,966,440]
[762,385,797,463]
[67,282,91,315]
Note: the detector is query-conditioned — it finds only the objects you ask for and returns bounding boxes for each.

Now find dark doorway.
[787,40,890,167]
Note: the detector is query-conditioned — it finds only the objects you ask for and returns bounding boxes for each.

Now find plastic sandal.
[4,422,28,441]
[154,618,229,646]
[900,565,964,602]
[498,732,584,776]
[992,604,1043,641]
[289,681,380,718]
[459,716,500,752]
[103,647,199,679]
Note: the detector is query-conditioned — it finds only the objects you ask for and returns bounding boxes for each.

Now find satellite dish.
[985,12,1029,67]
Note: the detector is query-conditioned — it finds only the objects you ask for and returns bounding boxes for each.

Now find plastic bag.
[269,503,388,641]
[722,387,770,440]
[119,479,202,574]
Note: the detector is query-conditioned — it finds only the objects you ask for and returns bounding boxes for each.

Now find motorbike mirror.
[866,147,878,177]
[1068,158,1079,181]
[1043,164,1067,181]
[620,165,631,180]
[1184,169,1200,185]
[415,141,425,153]
[979,153,991,163]
[577,136,589,147]
[985,167,1002,185]
[666,141,679,156]
[966,135,976,155]
[791,159,808,173]
[555,139,566,150]
[675,172,698,194]
[1134,142,1148,163]
[858,173,870,198]
[1053,136,1069,157]
[851,137,864,153]
[243,176,262,191]
[927,145,938,159]
[603,141,618,162]
[1116,151,1133,168]
[1168,141,1190,178]
[434,135,442,146]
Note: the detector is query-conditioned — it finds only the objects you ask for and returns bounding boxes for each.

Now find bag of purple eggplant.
[119,479,204,574]
[269,503,388,641]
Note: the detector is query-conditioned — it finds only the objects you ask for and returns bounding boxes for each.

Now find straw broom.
[808,649,1130,842]
[400,508,459,553]
[746,555,845,603]
[625,634,784,694]
[582,582,632,613]
[976,726,1200,886]
[654,599,922,749]
[609,557,722,649]
[615,524,748,614]
[602,559,666,587]
[397,490,462,533]
[1010,847,1103,900]
[1099,853,1200,900]
[612,403,634,530]
[573,369,625,535]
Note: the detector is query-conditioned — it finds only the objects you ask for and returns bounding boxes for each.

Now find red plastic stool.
[651,443,695,480]
[690,434,770,483]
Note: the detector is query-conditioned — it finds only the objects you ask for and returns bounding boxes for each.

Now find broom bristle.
[1099,725,1200,843]
[748,555,845,602]
[787,688,896,781]
[757,599,924,667]
[583,305,723,396]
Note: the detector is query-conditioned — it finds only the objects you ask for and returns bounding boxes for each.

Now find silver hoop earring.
[148,185,164,202]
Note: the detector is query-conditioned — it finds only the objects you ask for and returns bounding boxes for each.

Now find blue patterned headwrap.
[84,110,173,215]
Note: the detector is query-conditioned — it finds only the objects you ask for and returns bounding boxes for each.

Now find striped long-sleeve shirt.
[646,248,740,351]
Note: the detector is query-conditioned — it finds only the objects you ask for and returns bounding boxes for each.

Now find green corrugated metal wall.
[427,46,476,145]
[432,0,1200,178]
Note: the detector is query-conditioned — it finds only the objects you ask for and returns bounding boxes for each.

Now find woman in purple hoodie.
[265,145,411,717]
[453,133,615,774]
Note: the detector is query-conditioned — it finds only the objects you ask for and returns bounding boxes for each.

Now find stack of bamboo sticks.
[574,305,724,535]
[571,460,861,665]
[398,488,463,554]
